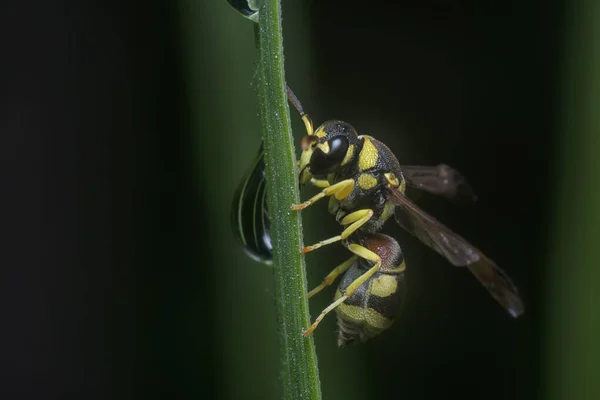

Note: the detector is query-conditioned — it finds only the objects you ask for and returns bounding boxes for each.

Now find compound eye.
[328,136,349,162]
[309,136,349,175]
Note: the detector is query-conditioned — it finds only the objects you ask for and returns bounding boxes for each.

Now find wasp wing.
[389,188,524,318]
[400,164,478,204]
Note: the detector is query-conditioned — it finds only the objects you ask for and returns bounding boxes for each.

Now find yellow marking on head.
[370,274,398,297]
[315,126,327,139]
[341,144,355,166]
[357,173,378,190]
[336,302,393,330]
[317,142,330,154]
[358,138,378,171]
[389,260,407,274]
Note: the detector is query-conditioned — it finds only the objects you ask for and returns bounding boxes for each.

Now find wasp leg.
[291,179,354,211]
[295,167,329,190]
[310,178,330,188]
[303,296,349,337]
[307,255,358,299]
[303,245,381,337]
[294,164,329,188]
[302,209,374,253]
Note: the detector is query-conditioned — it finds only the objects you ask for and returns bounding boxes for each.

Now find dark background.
[2,0,596,399]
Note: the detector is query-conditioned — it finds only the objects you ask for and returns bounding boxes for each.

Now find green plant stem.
[254,1,322,399]
[546,1,600,399]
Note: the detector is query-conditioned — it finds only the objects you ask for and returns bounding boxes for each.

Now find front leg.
[310,178,330,188]
[290,179,354,211]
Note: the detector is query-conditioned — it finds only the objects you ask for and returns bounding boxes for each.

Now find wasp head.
[298,120,359,185]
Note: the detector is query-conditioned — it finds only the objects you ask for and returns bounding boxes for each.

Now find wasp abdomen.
[335,234,407,346]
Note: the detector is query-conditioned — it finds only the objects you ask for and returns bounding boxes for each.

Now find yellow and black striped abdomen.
[335,234,407,346]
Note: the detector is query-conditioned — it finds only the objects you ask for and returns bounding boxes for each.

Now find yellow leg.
[342,262,380,297]
[345,243,380,262]
[310,178,330,188]
[307,255,357,299]
[291,179,354,211]
[303,295,348,337]
[302,209,373,253]
[304,257,381,337]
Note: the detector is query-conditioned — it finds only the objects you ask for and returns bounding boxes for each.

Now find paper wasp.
[232,85,524,344]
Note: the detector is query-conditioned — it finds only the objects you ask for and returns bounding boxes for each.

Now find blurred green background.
[3,0,598,399]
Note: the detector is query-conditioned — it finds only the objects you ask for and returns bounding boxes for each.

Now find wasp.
[232,86,524,344]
